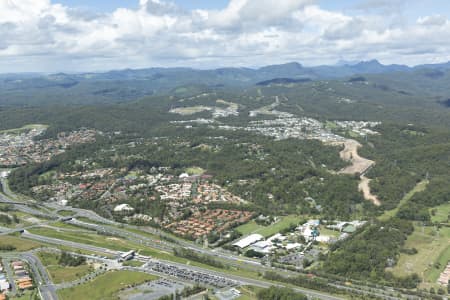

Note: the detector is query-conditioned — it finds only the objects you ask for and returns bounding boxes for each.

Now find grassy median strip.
[1,235,43,251]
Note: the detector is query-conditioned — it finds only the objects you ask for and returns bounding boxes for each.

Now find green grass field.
[388,226,450,288]
[236,285,263,300]
[424,241,450,284]
[236,215,304,238]
[37,250,59,265]
[29,227,213,266]
[57,210,76,217]
[75,216,105,225]
[325,121,339,130]
[0,235,43,251]
[379,180,428,221]
[48,264,94,284]
[120,226,160,240]
[170,106,212,115]
[319,226,340,238]
[37,251,94,284]
[29,227,139,252]
[56,245,113,258]
[430,203,450,224]
[50,221,91,231]
[122,260,145,267]
[10,289,39,300]
[0,124,47,134]
[185,166,205,175]
[57,270,158,300]
[236,221,264,235]
[38,170,57,182]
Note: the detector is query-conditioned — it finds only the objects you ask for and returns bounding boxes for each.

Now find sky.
[2,0,450,72]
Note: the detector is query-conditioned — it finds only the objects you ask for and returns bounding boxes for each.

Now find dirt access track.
[333,139,381,206]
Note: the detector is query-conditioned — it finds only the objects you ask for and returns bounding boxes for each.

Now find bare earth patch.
[335,139,381,206]
[358,176,381,206]
[337,139,374,175]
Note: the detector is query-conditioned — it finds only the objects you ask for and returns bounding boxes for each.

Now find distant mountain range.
[5,59,450,81]
[1,59,450,106]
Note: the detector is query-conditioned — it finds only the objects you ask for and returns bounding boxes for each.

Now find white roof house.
[113,204,134,212]
[233,234,264,248]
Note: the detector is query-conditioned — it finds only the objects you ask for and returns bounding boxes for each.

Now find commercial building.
[233,234,264,249]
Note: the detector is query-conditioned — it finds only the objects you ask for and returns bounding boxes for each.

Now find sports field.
[236,215,304,238]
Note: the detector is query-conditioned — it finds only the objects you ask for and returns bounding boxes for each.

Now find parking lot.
[145,261,237,288]
[119,278,187,300]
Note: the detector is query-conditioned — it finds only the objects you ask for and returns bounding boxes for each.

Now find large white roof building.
[232,234,264,249]
[113,203,134,212]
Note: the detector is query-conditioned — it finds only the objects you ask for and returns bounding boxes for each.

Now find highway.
[20,229,343,300]
[1,187,423,300]
[60,216,412,299]
[20,228,414,300]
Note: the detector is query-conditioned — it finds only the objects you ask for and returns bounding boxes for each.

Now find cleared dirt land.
[358,176,381,206]
[337,139,374,175]
[335,139,381,206]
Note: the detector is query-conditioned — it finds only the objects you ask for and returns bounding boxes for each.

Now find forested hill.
[2,68,450,137]
[1,59,450,106]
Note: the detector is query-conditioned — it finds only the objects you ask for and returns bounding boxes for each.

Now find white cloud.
[0,0,449,72]
[417,15,448,27]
